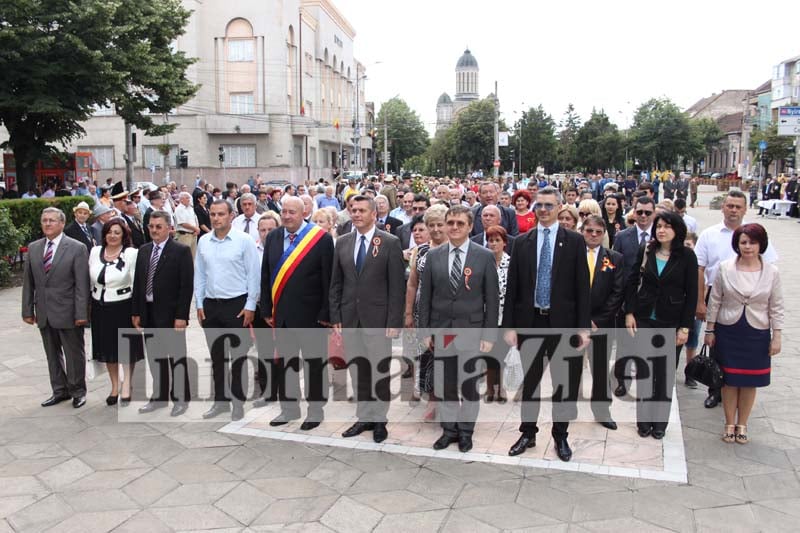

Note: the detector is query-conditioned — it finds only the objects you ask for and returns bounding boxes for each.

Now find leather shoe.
[599,420,618,430]
[652,429,666,440]
[270,412,300,426]
[638,426,653,438]
[433,434,458,450]
[614,384,626,397]
[300,419,322,431]
[342,421,374,438]
[41,394,70,407]
[202,403,230,419]
[373,423,388,443]
[458,435,473,453]
[553,436,572,462]
[231,405,244,421]
[704,394,720,409]
[138,400,166,414]
[72,396,86,409]
[170,403,188,417]
[508,434,536,456]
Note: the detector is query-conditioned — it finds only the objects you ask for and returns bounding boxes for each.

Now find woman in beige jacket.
[705,223,783,445]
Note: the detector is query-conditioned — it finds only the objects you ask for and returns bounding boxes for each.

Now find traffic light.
[786,153,796,168]
[178,149,189,169]
[218,146,225,163]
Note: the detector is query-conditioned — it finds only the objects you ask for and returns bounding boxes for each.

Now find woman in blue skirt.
[705,223,784,444]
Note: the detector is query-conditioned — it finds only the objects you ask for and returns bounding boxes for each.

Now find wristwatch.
[679,327,690,334]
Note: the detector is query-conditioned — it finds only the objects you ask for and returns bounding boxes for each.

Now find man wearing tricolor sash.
[260,197,334,430]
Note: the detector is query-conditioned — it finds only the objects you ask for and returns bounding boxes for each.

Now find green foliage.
[512,105,557,174]
[450,99,497,171]
[749,124,795,171]
[0,206,24,286]
[555,104,582,172]
[573,109,623,171]
[0,0,197,190]
[410,177,429,195]
[629,98,694,170]
[0,196,96,245]
[375,98,429,172]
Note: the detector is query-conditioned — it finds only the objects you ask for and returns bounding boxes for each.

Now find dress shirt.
[316,195,340,210]
[682,214,698,234]
[44,232,64,259]
[636,225,652,246]
[195,228,261,311]
[389,207,411,224]
[696,221,778,286]
[447,240,470,276]
[283,221,308,251]
[174,204,197,232]
[232,213,260,242]
[535,222,559,265]
[353,225,376,266]
[145,241,164,303]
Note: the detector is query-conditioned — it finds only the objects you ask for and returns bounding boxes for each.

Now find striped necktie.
[145,243,161,299]
[449,248,462,294]
[43,241,54,273]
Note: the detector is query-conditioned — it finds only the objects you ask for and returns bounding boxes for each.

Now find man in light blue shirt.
[315,185,340,210]
[195,199,261,421]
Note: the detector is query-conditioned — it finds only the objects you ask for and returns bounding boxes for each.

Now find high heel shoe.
[120,396,131,407]
[722,424,736,443]
[106,395,119,406]
[735,425,748,444]
[496,393,507,404]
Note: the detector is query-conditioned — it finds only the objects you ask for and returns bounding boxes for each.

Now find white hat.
[73,201,92,213]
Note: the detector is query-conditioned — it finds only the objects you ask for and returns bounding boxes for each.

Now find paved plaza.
[1,186,799,532]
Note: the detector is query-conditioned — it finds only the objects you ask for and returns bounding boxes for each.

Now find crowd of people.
[19,170,784,461]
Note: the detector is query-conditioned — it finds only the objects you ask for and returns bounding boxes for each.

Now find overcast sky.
[335,0,799,134]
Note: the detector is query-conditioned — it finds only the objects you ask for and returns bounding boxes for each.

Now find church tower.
[454,49,479,101]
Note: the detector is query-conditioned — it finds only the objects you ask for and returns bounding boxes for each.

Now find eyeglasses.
[636,209,654,216]
[579,212,591,217]
[583,228,604,235]
[533,202,557,211]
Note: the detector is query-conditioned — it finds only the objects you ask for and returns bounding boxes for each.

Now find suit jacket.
[470,233,515,255]
[612,225,649,287]
[417,241,499,349]
[589,247,625,327]
[260,226,334,327]
[122,214,146,248]
[663,180,677,199]
[397,221,413,250]
[381,185,398,209]
[502,225,591,330]
[625,246,698,329]
[90,220,104,245]
[64,221,95,251]
[376,215,403,236]
[471,203,519,237]
[329,228,405,330]
[131,239,194,328]
[22,235,90,329]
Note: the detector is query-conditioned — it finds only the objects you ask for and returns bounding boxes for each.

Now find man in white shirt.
[174,192,199,258]
[695,190,778,408]
[673,198,697,234]
[389,192,414,224]
[232,193,260,242]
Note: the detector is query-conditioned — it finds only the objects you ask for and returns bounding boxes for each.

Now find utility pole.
[383,118,388,176]
[493,81,499,179]
[124,122,134,190]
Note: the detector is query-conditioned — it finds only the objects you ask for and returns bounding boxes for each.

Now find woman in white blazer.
[706,223,783,445]
[89,218,143,406]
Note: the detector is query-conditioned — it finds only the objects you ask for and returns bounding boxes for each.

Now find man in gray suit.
[418,205,499,453]
[22,207,90,408]
[330,195,405,443]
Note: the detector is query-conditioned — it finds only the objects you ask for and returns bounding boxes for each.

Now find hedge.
[0,196,96,245]
[0,206,24,286]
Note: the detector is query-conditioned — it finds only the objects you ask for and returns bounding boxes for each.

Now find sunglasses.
[579,212,591,217]
[583,228,604,235]
[636,209,654,216]
[533,202,557,211]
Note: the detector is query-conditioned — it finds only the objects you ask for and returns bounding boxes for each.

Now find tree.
[375,97,429,173]
[448,99,497,172]
[749,124,795,174]
[426,129,456,176]
[688,117,723,172]
[0,0,197,190]
[629,98,694,170]
[555,103,581,172]
[573,109,623,172]
[512,105,557,175]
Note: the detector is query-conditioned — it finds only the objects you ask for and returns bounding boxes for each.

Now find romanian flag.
[270,223,326,313]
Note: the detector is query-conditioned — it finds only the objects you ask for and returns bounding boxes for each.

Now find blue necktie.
[355,235,366,274]
[535,228,552,309]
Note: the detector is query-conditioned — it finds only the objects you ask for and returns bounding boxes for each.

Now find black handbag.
[685,344,723,388]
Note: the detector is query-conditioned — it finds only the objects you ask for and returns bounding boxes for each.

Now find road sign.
[493,160,501,168]
[759,140,767,151]
[778,107,800,136]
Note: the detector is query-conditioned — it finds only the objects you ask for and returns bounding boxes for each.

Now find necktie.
[244,217,252,235]
[640,231,648,247]
[355,235,366,273]
[288,233,297,246]
[450,248,462,294]
[146,244,161,299]
[81,225,92,241]
[43,241,54,273]
[535,228,552,309]
[588,248,596,287]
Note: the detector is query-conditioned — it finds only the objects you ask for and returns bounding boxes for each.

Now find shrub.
[0,196,96,245]
[0,206,23,286]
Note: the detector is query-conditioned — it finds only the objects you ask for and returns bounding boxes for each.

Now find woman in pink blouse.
[705,224,783,445]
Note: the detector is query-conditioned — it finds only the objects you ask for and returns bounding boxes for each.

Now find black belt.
[177,230,193,235]
[204,294,247,303]
[534,308,550,316]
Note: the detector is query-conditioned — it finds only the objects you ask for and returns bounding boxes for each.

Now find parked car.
[133,181,159,192]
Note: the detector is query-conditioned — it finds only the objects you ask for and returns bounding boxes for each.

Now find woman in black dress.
[601,193,627,247]
[194,191,211,237]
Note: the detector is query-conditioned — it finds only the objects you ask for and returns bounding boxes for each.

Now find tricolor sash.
[271,223,326,310]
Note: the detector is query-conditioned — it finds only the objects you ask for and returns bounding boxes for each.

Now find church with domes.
[436,49,487,132]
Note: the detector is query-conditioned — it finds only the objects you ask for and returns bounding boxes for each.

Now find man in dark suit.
[91,203,115,244]
[397,195,430,249]
[375,195,403,235]
[64,201,96,251]
[663,174,677,200]
[418,205,499,453]
[121,200,146,248]
[330,195,405,443]
[261,196,334,430]
[470,205,515,254]
[143,190,168,242]
[471,182,519,237]
[582,215,625,430]
[502,186,591,461]
[612,196,656,285]
[132,210,194,417]
[22,207,90,408]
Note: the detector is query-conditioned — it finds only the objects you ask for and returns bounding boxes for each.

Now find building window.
[228,39,254,62]
[143,145,178,169]
[222,145,256,167]
[230,93,254,114]
[79,146,114,170]
[92,103,115,116]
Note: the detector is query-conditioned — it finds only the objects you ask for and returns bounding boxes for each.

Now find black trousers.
[143,306,191,404]
[40,324,86,398]
[274,327,329,421]
[343,330,391,423]
[202,295,251,406]
[518,313,581,439]
[252,305,275,399]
